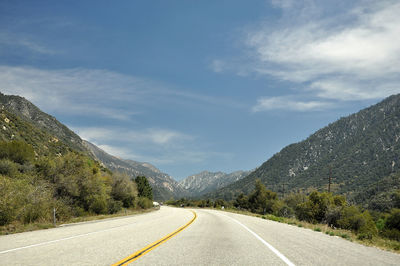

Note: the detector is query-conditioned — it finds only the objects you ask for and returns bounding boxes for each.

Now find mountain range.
[2,91,400,208]
[179,170,250,197]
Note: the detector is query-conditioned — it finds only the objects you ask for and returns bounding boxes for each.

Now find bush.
[112,174,137,208]
[295,191,343,224]
[338,206,363,231]
[88,195,108,214]
[108,199,123,214]
[137,197,153,209]
[0,141,35,164]
[386,208,400,230]
[0,159,18,177]
[381,228,400,241]
[338,207,377,238]
[21,182,53,224]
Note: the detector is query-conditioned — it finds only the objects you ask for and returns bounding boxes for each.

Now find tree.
[248,179,277,214]
[135,176,153,200]
[111,173,137,208]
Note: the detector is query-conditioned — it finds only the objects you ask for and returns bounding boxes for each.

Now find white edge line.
[0,222,136,255]
[222,214,296,266]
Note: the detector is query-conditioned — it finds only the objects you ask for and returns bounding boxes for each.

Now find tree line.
[167,179,400,242]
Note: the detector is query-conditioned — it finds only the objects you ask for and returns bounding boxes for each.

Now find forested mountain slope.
[210,94,400,205]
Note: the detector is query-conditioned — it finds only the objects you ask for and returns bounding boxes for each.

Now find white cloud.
[74,126,230,166]
[0,65,242,119]
[74,127,192,147]
[0,66,147,119]
[0,31,56,55]
[222,1,400,111]
[253,96,331,112]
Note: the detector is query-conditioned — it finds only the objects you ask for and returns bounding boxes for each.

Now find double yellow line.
[112,210,197,266]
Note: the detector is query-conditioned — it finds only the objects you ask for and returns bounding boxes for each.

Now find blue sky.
[1,0,399,180]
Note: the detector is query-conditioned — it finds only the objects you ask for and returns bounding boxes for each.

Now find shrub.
[338,207,377,238]
[108,199,123,214]
[0,141,34,164]
[376,218,386,231]
[386,208,400,230]
[137,197,153,209]
[88,195,108,214]
[112,174,137,208]
[0,159,18,177]
[337,206,363,231]
[21,182,53,224]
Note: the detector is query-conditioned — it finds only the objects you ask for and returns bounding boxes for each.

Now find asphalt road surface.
[1,206,399,265]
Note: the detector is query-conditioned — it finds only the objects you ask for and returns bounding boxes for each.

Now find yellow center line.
[112,210,197,266]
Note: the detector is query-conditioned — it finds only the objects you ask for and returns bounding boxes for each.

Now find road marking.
[0,221,140,255]
[112,210,197,266]
[222,214,296,266]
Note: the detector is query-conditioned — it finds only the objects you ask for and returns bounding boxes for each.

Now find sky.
[1,0,400,180]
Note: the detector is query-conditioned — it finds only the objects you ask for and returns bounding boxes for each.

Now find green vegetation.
[231,180,399,244]
[0,139,154,233]
[135,175,153,200]
[209,94,400,207]
[172,179,400,251]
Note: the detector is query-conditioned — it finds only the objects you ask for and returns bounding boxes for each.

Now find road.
[1,206,399,265]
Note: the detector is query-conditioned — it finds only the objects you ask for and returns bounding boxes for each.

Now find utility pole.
[328,166,332,193]
[282,183,288,198]
[53,208,56,227]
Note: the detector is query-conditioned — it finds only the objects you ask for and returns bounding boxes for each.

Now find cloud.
[0,65,243,119]
[74,126,231,166]
[210,60,225,73]
[218,1,400,111]
[0,66,148,120]
[0,31,56,55]
[253,96,331,112]
[74,126,192,146]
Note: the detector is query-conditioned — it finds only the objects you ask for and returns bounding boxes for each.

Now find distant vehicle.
[153,202,160,208]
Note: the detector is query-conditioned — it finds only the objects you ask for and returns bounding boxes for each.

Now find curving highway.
[1,206,399,265]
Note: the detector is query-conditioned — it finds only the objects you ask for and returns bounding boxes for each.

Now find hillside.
[179,170,250,197]
[0,92,187,201]
[210,94,400,204]
[83,140,188,201]
[0,92,86,152]
[0,107,72,157]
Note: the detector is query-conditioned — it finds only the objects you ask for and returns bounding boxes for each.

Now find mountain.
[0,105,72,157]
[83,140,188,200]
[210,94,400,205]
[0,92,86,152]
[179,170,250,197]
[0,92,186,201]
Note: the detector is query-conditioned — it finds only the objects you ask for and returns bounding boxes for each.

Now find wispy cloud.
[0,65,243,119]
[0,66,147,120]
[253,96,331,112]
[74,127,192,146]
[216,0,400,111]
[74,126,231,166]
[0,31,57,55]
